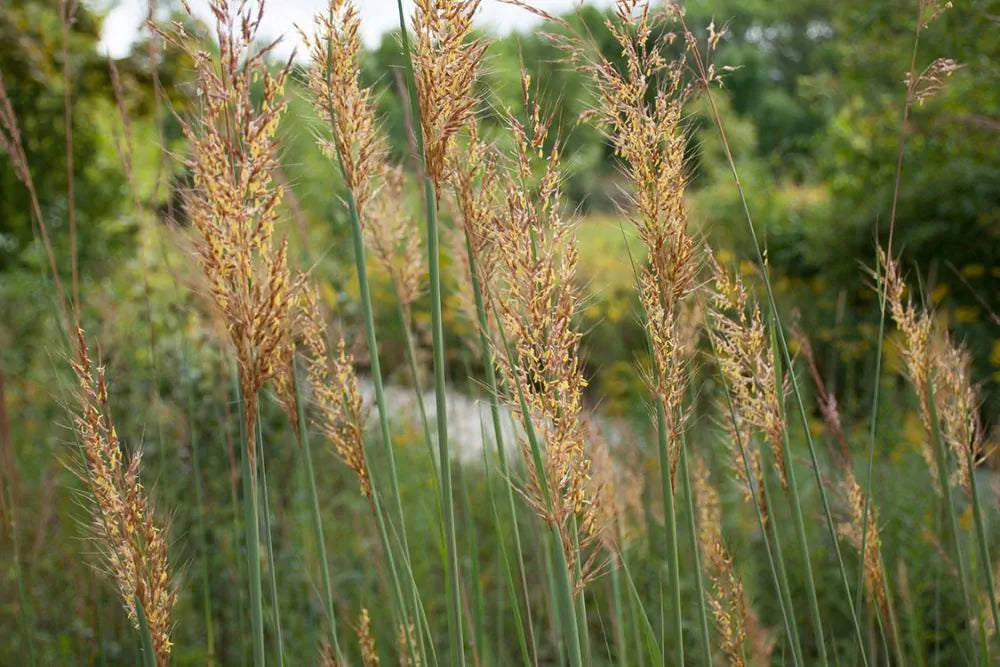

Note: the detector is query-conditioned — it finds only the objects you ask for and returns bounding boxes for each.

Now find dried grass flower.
[70,330,176,665]
[708,252,789,489]
[159,0,295,465]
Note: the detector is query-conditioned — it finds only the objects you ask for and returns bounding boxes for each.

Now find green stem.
[136,600,157,667]
[678,434,712,664]
[966,446,1000,639]
[464,231,538,662]
[293,364,343,662]
[710,344,802,665]
[772,324,828,667]
[424,176,465,666]
[188,391,216,663]
[235,378,266,667]
[654,398,684,666]
[492,296,583,667]
[255,410,284,665]
[696,61,869,664]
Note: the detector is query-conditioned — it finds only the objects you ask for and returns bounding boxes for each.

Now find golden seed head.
[412,0,487,187]
[356,607,379,667]
[70,330,176,665]
[708,251,789,489]
[304,0,386,214]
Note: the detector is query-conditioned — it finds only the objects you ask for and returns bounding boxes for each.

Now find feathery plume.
[708,252,789,489]
[836,469,888,612]
[411,0,488,188]
[70,330,176,665]
[159,0,294,465]
[881,250,985,493]
[490,79,602,586]
[356,607,380,667]
[303,0,385,214]
[367,165,425,316]
[580,0,700,477]
[299,288,371,498]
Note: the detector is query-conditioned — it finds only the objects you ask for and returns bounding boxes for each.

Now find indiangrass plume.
[836,469,887,613]
[367,166,425,317]
[158,0,295,465]
[302,0,384,215]
[411,0,487,189]
[298,287,372,499]
[880,250,986,493]
[357,607,380,667]
[490,79,603,586]
[70,329,176,665]
[707,252,789,489]
[691,454,775,666]
[582,0,702,478]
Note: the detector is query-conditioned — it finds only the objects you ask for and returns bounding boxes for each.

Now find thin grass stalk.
[463,232,538,660]
[621,557,665,665]
[313,63,422,658]
[7,492,35,666]
[926,380,976,653]
[458,462,488,665]
[678,433,712,663]
[965,444,1000,639]
[569,517,592,665]
[856,2,929,636]
[393,295,439,484]
[187,391,216,663]
[343,192,422,631]
[709,342,803,665]
[255,409,284,665]
[483,432,534,667]
[771,325,828,666]
[610,555,627,667]
[136,602,156,667]
[235,375,266,667]
[423,175,466,666]
[292,364,343,662]
[690,43,869,661]
[879,555,906,665]
[759,449,805,665]
[655,398,684,665]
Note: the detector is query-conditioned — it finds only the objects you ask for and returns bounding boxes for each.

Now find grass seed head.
[70,330,176,665]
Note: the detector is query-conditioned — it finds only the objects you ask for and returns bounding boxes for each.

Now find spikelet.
[708,252,789,489]
[70,330,176,665]
[691,455,755,666]
[881,250,984,493]
[303,0,385,214]
[444,127,501,346]
[356,608,380,667]
[490,80,602,587]
[398,622,421,667]
[299,287,371,498]
[412,0,487,188]
[159,0,294,466]
[836,469,887,613]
